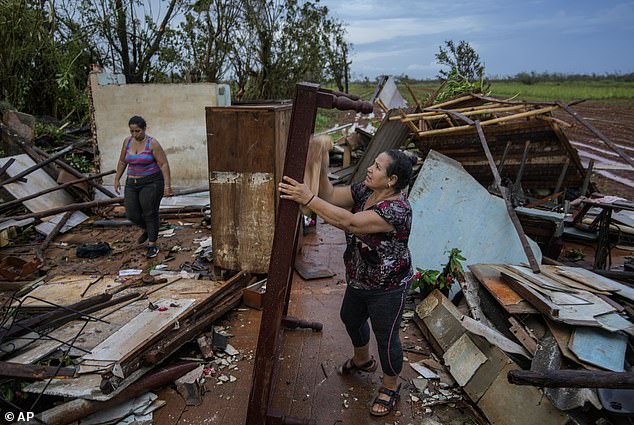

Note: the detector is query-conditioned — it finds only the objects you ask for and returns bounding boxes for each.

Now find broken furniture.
[245,83,373,425]
[569,198,634,270]
[205,103,292,274]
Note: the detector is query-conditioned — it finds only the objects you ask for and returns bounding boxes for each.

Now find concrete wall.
[90,71,225,189]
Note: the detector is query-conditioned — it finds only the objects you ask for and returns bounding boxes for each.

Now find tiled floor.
[154,221,479,425]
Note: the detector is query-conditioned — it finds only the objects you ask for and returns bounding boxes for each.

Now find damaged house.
[0,73,633,425]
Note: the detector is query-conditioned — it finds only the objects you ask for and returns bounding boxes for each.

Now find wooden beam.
[416,105,559,137]
[0,197,124,224]
[0,140,88,187]
[508,369,634,389]
[0,170,115,211]
[0,361,75,379]
[246,83,319,425]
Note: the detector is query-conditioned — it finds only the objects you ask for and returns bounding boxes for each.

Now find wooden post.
[580,159,594,196]
[512,140,531,195]
[246,83,372,425]
[497,141,512,177]
[554,157,570,194]
[246,83,320,425]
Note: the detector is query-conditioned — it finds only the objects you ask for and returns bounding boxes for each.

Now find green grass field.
[314,79,634,132]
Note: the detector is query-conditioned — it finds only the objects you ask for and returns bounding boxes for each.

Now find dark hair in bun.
[128,116,147,130]
[385,149,414,192]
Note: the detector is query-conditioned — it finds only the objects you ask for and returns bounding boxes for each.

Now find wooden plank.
[17,276,123,308]
[557,267,634,302]
[501,267,615,326]
[499,269,560,317]
[538,265,611,295]
[555,266,621,292]
[569,327,628,372]
[469,264,537,314]
[80,298,195,368]
[508,317,538,356]
[545,320,599,370]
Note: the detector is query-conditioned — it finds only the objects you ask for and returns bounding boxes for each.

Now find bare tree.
[61,0,185,83]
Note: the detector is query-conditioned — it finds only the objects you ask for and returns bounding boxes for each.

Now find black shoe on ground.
[137,231,148,244]
[146,245,159,258]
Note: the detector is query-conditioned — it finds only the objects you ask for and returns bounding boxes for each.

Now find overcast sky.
[319,0,634,80]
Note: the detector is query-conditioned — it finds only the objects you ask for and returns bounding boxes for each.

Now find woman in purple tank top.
[114,116,172,258]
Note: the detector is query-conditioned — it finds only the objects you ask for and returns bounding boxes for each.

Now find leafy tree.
[176,0,241,82]
[238,0,351,99]
[433,40,489,102]
[435,39,484,82]
[0,0,90,121]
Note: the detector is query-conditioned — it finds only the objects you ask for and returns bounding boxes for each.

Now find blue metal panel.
[409,150,542,271]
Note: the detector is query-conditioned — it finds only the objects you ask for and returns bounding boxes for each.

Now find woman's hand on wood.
[278,176,313,206]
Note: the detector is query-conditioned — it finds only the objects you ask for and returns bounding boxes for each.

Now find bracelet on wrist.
[304,194,315,206]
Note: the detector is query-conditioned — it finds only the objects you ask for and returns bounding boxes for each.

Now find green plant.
[565,249,585,262]
[64,152,92,173]
[34,122,63,141]
[412,248,466,294]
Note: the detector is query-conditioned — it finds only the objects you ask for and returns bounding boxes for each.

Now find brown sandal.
[370,384,401,417]
[338,356,378,375]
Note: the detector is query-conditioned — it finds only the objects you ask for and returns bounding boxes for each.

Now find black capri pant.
[340,283,409,376]
[124,172,164,242]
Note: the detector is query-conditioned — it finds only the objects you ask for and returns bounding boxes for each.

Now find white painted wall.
[90,71,226,189]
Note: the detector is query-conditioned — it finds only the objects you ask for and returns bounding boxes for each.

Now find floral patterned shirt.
[344,182,414,290]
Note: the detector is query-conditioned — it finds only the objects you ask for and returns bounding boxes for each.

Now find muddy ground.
[554,99,634,199]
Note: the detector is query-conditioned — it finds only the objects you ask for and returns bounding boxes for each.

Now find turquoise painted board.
[409,151,542,271]
[569,326,627,371]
